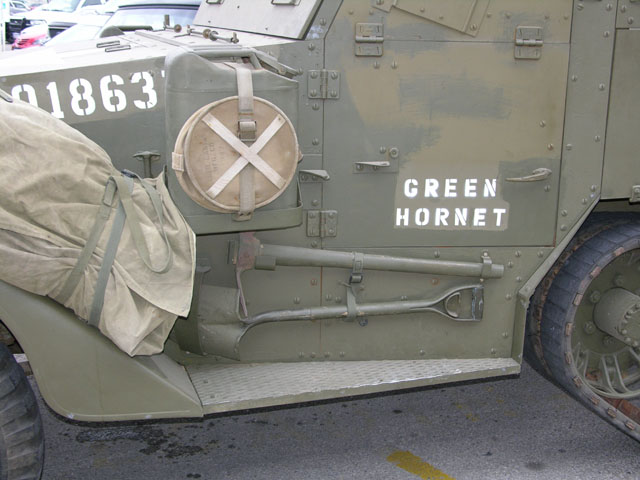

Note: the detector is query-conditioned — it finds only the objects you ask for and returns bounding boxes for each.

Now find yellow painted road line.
[387,450,456,480]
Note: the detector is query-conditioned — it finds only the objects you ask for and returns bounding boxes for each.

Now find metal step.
[186,358,520,414]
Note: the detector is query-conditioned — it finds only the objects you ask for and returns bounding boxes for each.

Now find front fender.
[0,280,202,422]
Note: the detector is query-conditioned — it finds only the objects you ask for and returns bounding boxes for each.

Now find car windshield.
[42,0,81,12]
[104,6,196,30]
[46,24,102,44]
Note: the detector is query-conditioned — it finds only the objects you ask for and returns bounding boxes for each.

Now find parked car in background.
[46,0,199,46]
[11,21,47,48]
[9,0,32,15]
[6,0,106,43]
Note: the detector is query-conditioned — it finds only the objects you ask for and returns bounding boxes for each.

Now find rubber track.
[539,218,640,442]
[0,343,43,480]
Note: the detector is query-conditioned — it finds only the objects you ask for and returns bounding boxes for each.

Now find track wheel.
[0,343,44,479]
[540,218,640,441]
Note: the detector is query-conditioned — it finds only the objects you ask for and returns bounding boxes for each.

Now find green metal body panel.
[0,281,202,421]
[0,0,638,420]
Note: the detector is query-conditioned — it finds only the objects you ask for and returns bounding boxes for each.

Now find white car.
[7,0,106,41]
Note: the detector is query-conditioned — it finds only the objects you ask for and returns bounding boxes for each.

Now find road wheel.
[0,343,44,479]
[538,216,640,441]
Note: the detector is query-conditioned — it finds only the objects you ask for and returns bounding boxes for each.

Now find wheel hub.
[594,288,640,348]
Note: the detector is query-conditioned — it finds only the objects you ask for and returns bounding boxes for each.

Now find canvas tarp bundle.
[0,95,196,356]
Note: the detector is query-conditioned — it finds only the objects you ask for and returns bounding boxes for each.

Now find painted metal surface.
[0,0,639,421]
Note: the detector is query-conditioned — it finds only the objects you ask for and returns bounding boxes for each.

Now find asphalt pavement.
[33,361,640,480]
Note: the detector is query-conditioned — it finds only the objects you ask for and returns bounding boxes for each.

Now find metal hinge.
[306,210,338,238]
[514,26,543,60]
[355,22,384,57]
[308,70,340,100]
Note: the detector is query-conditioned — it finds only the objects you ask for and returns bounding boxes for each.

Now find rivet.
[298,352,304,358]
[293,297,301,304]
[537,251,544,258]
[634,187,640,194]
[487,12,492,18]
[439,15,444,20]
[431,278,439,285]
[401,295,408,301]
[379,146,387,154]
[577,3,584,11]
[311,240,318,248]
[604,31,610,38]
[308,211,317,218]
[319,18,326,26]
[309,89,317,97]
[606,4,613,12]
[434,250,440,258]
[516,276,522,282]
[389,147,399,158]
[310,352,316,358]
[629,17,634,25]
[502,332,509,338]
[566,144,573,150]
[324,352,330,358]
[483,251,489,257]
[544,14,550,20]
[312,103,320,110]
[419,349,425,356]
[515,251,522,258]
[328,212,335,219]
[505,12,512,18]
[420,7,425,13]
[308,43,315,51]
[335,296,342,303]
[325,294,333,301]
[540,120,546,127]
[328,229,335,235]
[376,0,383,4]
[369,9,374,15]
[391,61,398,69]
[311,278,318,286]
[560,224,567,231]
[582,198,588,205]
[470,24,477,31]
[311,199,319,206]
[591,185,597,192]
[339,351,345,357]
[583,321,596,334]
[599,83,606,91]
[373,61,380,69]
[544,185,551,192]
[330,71,338,79]
[507,261,514,268]
[561,210,568,216]
[312,138,320,145]
[505,294,512,300]
[300,175,308,181]
[621,5,627,13]
[571,75,578,82]
[348,9,353,15]
[595,135,601,142]
[356,164,363,171]
[330,90,338,98]
[490,348,497,355]
[547,144,554,151]
[310,71,318,79]
[564,14,570,20]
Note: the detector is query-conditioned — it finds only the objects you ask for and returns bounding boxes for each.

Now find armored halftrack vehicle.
[1,0,640,477]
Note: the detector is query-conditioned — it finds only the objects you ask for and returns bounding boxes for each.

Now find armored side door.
[321,0,572,249]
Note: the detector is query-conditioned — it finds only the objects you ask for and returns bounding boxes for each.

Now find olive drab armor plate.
[2,0,640,446]
[322,0,570,248]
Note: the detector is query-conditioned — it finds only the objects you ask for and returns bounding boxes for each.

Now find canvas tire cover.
[174,96,299,212]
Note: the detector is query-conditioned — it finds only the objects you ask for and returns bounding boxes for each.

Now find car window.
[82,0,103,7]
[42,0,82,13]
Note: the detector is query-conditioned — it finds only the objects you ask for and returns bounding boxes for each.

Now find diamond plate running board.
[187,358,520,414]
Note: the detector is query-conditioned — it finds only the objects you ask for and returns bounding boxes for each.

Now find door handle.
[505,167,552,182]
[354,161,390,171]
